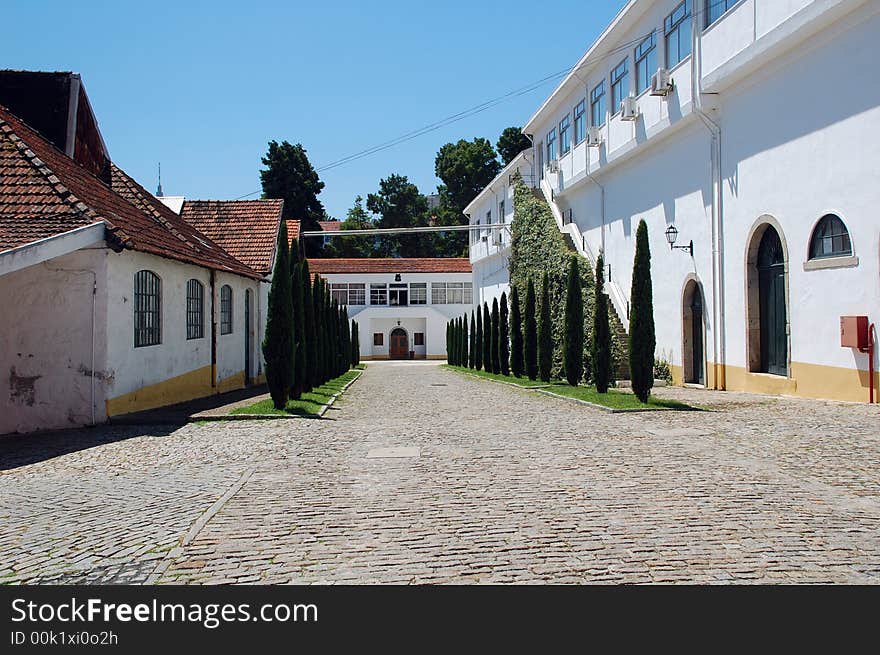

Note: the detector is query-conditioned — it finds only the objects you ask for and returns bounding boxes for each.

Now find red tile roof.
[0,104,261,279]
[318,220,342,231]
[307,258,472,274]
[286,219,300,243]
[180,199,283,275]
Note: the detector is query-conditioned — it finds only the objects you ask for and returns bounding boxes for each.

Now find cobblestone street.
[2,361,879,584]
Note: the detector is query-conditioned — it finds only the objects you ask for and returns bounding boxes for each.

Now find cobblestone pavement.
[2,361,879,584]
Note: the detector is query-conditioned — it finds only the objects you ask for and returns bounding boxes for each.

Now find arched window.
[809,214,852,260]
[220,285,233,334]
[134,270,161,347]
[186,279,204,340]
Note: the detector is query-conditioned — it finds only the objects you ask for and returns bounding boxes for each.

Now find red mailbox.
[840,316,869,349]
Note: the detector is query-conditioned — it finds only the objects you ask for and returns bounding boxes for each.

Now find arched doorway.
[682,279,705,385]
[389,327,409,360]
[746,221,789,376]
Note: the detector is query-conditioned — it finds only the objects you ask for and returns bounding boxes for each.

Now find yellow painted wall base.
[106,366,248,416]
[671,360,877,403]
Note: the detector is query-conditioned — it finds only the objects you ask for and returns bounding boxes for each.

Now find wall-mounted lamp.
[665,224,693,257]
[397,320,401,326]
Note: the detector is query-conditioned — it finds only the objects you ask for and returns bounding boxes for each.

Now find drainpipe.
[692,9,726,390]
[210,270,217,388]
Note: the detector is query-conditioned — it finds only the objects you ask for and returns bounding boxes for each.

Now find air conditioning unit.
[587,126,603,147]
[651,68,674,96]
[548,159,559,173]
[621,96,639,121]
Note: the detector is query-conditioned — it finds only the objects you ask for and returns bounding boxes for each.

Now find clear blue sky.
[3,0,623,220]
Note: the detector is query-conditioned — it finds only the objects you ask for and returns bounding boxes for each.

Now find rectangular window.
[389,283,408,306]
[546,128,557,162]
[220,285,233,335]
[435,282,473,305]
[485,210,491,238]
[610,58,629,113]
[373,332,383,346]
[573,100,585,144]
[414,332,425,346]
[431,282,447,305]
[498,200,505,223]
[331,283,348,306]
[134,270,161,347]
[634,32,657,95]
[705,0,734,28]
[370,283,387,305]
[410,283,427,305]
[665,1,692,68]
[590,81,606,127]
[559,115,571,155]
[348,283,365,305]
[186,279,204,340]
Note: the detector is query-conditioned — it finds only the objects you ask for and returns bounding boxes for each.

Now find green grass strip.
[230,369,361,417]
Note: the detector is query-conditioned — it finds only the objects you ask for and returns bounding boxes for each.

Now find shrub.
[629,219,655,403]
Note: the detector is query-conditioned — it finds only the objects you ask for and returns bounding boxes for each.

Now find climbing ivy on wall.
[509,180,595,380]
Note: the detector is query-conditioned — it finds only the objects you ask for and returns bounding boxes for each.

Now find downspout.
[692,8,726,390]
[210,270,217,388]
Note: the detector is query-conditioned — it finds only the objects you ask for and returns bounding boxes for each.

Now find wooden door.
[758,227,788,376]
[389,328,408,359]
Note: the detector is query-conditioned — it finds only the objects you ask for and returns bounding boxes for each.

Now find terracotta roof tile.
[180,199,283,275]
[286,219,300,242]
[306,258,472,274]
[318,220,341,231]
[0,104,261,279]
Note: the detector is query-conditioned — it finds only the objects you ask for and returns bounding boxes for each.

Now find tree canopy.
[497,127,532,166]
[366,173,433,257]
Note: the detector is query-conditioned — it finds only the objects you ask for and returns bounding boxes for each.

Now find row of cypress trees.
[262,223,358,409]
[447,219,655,402]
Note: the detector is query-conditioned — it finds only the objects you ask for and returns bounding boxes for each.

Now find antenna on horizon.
[156,162,163,197]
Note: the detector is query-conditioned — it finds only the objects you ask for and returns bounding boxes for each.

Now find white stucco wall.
[1,247,109,435]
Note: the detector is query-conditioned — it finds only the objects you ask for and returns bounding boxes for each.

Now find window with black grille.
[134,270,161,347]
[220,285,233,334]
[186,279,204,340]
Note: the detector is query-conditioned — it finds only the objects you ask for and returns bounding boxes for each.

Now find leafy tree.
[262,222,295,408]
[510,286,524,378]
[290,243,306,400]
[497,127,532,166]
[592,253,612,393]
[475,308,484,371]
[538,272,553,382]
[499,292,510,377]
[351,320,360,367]
[563,256,584,386]
[327,195,376,258]
[260,140,326,257]
[524,278,538,380]
[433,138,502,256]
[629,220,656,403]
[491,298,501,374]
[469,310,477,369]
[366,174,432,257]
[301,259,316,392]
[482,303,491,373]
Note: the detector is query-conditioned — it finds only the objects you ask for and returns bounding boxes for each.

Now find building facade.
[470,0,880,402]
[307,259,473,360]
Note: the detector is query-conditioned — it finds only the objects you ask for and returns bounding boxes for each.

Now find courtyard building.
[307,258,473,360]
[468,0,880,402]
[0,72,278,434]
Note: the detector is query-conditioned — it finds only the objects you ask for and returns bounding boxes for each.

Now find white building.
[470,0,880,402]
[0,72,279,434]
[307,259,473,360]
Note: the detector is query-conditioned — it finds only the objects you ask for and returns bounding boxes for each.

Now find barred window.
[220,285,233,334]
[349,283,366,305]
[186,279,204,340]
[410,283,427,305]
[134,270,161,347]
[809,214,852,260]
[370,284,388,305]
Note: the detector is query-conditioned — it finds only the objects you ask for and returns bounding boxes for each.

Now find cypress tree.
[341,306,351,373]
[474,309,483,371]
[313,276,323,383]
[462,313,469,369]
[301,259,316,392]
[510,286,524,378]
[563,256,584,387]
[451,319,458,365]
[330,299,339,377]
[482,302,491,372]
[290,258,306,400]
[538,272,552,383]
[592,253,612,393]
[262,222,294,408]
[446,322,452,364]
[469,310,477,369]
[351,320,360,367]
[323,285,332,382]
[459,316,466,366]
[524,278,538,381]
[490,298,500,374]
[500,292,510,377]
[629,219,656,403]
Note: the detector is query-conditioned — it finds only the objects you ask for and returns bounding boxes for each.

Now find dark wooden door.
[689,291,704,384]
[758,228,787,376]
[389,328,408,359]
